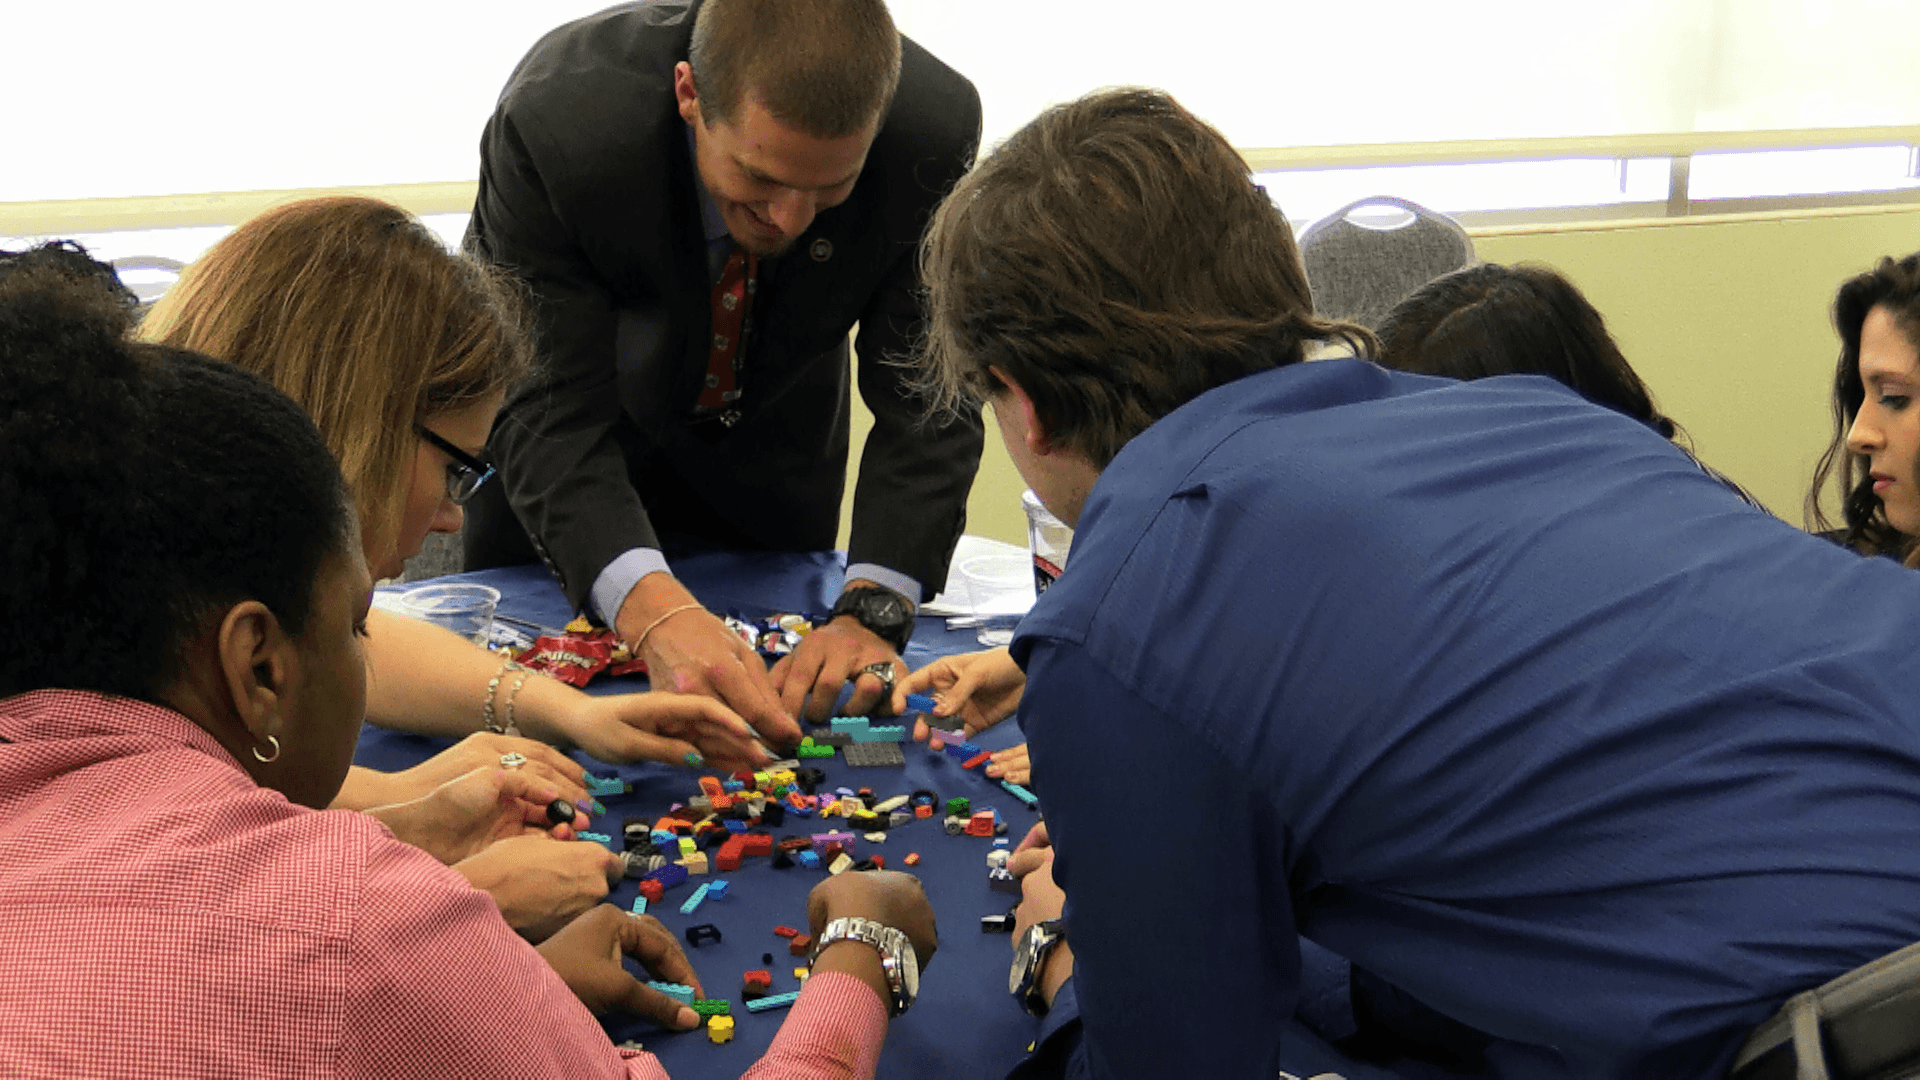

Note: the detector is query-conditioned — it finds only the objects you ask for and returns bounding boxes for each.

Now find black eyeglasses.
[414,424,496,504]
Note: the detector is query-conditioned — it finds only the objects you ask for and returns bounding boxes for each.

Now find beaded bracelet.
[503,669,534,738]
[483,657,527,735]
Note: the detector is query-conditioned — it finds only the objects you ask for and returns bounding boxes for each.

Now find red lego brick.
[966,811,995,837]
[961,751,993,770]
[772,925,801,939]
[715,837,746,873]
[741,833,774,857]
[903,853,921,866]
[789,934,813,957]
[914,804,934,819]
[698,776,724,799]
[638,879,665,904]
[870,855,885,869]
[742,969,773,990]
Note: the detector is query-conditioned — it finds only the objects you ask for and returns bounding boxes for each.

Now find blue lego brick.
[707,879,730,900]
[649,980,696,1005]
[722,779,746,793]
[795,850,821,869]
[723,819,749,833]
[576,831,613,845]
[644,862,688,889]
[942,741,984,759]
[999,781,1039,808]
[745,990,802,1013]
[680,882,712,915]
[904,692,939,714]
[650,830,676,847]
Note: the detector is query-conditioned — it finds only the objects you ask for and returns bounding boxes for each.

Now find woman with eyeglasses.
[141,199,772,934]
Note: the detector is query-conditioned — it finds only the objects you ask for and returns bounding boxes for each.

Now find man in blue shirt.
[915,88,1920,1078]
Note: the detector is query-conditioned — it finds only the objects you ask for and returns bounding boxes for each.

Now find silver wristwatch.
[1010,918,1067,1017]
[810,916,920,1017]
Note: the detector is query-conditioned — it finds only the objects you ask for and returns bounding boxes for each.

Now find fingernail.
[985,766,1001,777]
[684,751,704,768]
[575,799,593,814]
[678,1006,699,1029]
[590,799,606,815]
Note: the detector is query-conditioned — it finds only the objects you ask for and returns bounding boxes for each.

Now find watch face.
[1010,924,1041,994]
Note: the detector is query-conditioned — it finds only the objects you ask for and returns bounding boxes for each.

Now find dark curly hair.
[1809,252,1920,562]
[0,246,354,702]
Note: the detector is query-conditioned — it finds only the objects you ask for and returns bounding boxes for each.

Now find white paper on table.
[919,534,1037,617]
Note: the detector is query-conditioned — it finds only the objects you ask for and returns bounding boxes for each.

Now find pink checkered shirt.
[0,689,885,1079]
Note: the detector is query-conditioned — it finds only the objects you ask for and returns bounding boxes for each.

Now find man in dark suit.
[464,0,983,741]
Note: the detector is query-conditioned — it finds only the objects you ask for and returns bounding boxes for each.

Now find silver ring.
[859,661,897,696]
[499,752,527,770]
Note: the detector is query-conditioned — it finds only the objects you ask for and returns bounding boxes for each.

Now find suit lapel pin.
[810,238,833,262]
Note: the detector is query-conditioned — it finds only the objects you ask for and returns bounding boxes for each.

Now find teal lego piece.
[577,831,613,845]
[680,882,712,916]
[648,980,696,1005]
[999,781,1038,808]
[631,895,649,915]
[744,990,802,1013]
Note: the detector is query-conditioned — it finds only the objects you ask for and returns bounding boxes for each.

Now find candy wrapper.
[520,634,613,688]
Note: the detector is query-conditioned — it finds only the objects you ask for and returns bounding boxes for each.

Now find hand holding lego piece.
[897,647,1026,739]
[536,905,706,1029]
[455,833,623,942]
[617,573,801,749]
[365,765,584,865]
[560,690,772,772]
[771,615,903,722]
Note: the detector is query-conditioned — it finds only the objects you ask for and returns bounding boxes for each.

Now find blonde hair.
[142,197,533,570]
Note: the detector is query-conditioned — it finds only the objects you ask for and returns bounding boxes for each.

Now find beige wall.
[842,203,1920,551]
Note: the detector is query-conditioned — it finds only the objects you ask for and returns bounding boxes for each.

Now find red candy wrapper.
[520,634,613,688]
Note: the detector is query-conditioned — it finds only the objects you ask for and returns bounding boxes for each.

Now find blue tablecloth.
[358,554,1044,1080]
[358,553,1410,1080]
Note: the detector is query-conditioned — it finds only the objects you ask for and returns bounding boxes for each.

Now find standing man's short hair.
[688,0,903,138]
[919,87,1373,468]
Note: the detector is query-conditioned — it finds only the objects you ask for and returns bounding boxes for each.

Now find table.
[357,553,1413,1080]
[356,553,1043,1080]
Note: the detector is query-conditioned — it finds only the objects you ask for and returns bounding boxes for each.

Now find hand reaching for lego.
[537,905,706,1028]
[897,646,1025,739]
[456,833,624,942]
[365,765,583,865]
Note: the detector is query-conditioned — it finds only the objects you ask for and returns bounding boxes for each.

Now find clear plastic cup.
[1022,489,1073,594]
[391,583,500,645]
[959,554,1031,646]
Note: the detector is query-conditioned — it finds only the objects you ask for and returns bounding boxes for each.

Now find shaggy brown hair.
[918,87,1372,468]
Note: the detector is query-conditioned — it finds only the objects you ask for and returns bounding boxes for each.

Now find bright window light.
[1260,158,1673,227]
[1688,145,1920,201]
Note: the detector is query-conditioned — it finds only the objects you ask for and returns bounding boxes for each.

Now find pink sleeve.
[739,972,889,1080]
[338,837,664,1079]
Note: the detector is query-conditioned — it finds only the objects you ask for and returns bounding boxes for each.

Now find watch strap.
[811,916,916,1017]
[831,586,913,653]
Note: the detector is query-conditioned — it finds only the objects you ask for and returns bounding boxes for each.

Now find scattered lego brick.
[760,801,786,827]
[631,895,649,915]
[915,804,934,819]
[680,882,712,915]
[796,850,821,869]
[981,913,1017,933]
[777,835,813,852]
[741,833,773,857]
[794,966,811,983]
[770,848,795,870]
[638,878,665,904]
[988,867,1020,893]
[1000,781,1039,808]
[888,810,913,829]
[684,923,724,948]
[773,925,801,939]
[714,837,745,873]
[904,852,921,866]
[943,815,967,835]
[692,999,731,1017]
[827,852,854,875]
[707,879,730,901]
[707,1014,735,1044]
[843,741,906,767]
[698,776,724,799]
[961,751,993,771]
[867,856,886,870]
[745,990,802,1013]
[943,740,984,760]
[678,850,710,875]
[946,797,971,817]
[576,831,613,845]
[873,794,909,814]
[742,969,772,990]
[789,933,813,956]
[644,863,688,890]
[966,811,997,838]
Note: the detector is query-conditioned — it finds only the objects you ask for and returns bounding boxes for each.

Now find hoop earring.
[252,734,281,764]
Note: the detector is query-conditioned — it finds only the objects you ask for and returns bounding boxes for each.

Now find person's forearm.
[330,765,402,812]
[362,608,587,746]
[742,970,887,1080]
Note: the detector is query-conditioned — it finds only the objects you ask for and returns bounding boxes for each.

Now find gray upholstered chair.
[1298,197,1475,329]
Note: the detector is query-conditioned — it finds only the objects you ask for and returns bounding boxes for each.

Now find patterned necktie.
[699,248,757,413]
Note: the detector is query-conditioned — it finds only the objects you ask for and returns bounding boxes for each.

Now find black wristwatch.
[1010,918,1068,1017]
[830,585,913,653]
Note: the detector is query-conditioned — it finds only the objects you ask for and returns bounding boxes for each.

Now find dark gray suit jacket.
[465,0,984,609]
